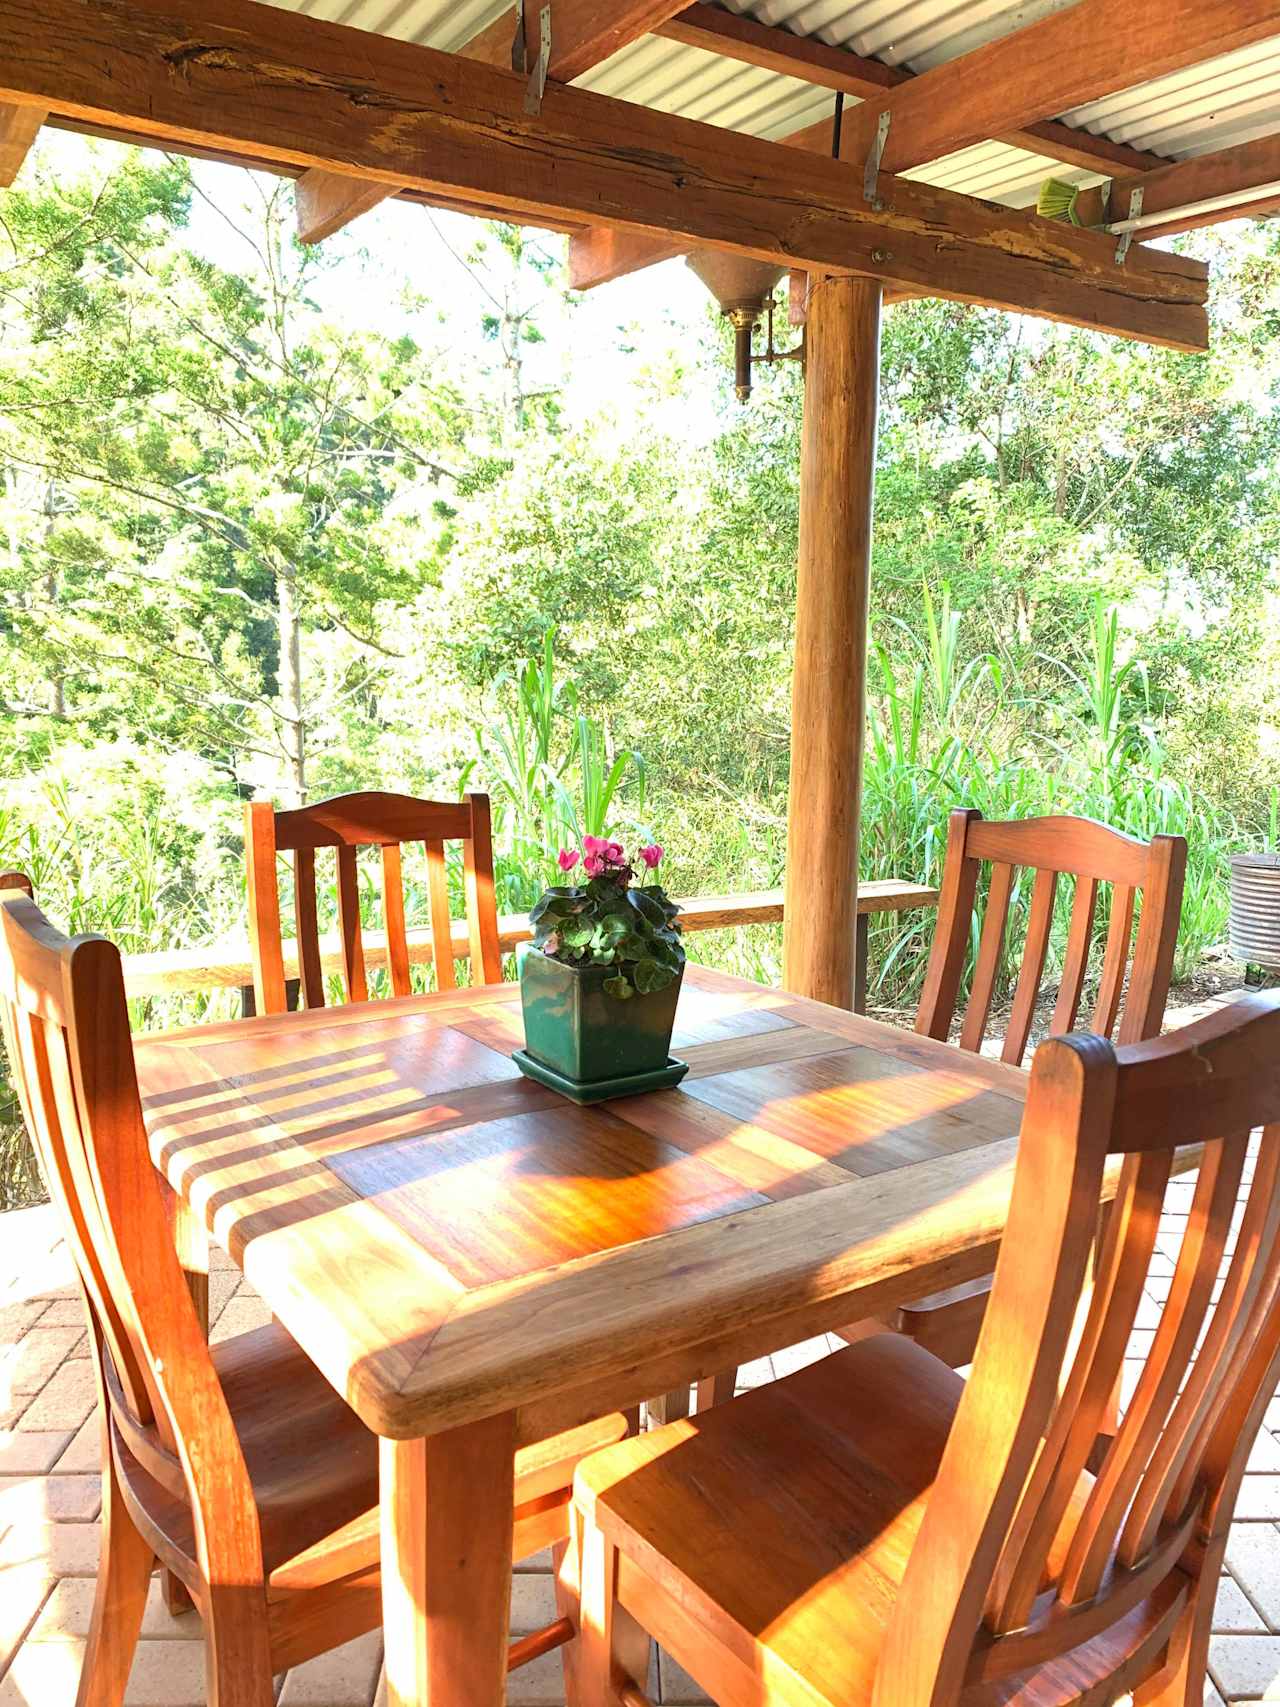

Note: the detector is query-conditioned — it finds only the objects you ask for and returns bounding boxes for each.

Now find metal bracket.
[863,111,891,206]
[521,2,551,115]
[1115,186,1143,264]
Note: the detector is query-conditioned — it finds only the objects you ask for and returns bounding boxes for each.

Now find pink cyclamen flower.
[583,852,606,877]
[556,848,580,873]
[604,840,625,861]
[582,834,606,855]
[639,844,663,869]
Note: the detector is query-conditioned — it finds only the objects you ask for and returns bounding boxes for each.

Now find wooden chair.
[875,808,1188,1368]
[0,891,626,1707]
[245,789,503,1015]
[576,989,1280,1707]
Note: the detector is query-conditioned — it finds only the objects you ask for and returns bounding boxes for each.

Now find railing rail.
[121,880,939,999]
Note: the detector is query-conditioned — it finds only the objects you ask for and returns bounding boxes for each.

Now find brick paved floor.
[0,1018,1272,1704]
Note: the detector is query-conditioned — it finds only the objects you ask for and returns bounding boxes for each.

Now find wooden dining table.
[134,963,1042,1707]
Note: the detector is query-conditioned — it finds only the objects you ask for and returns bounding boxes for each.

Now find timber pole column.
[782,273,882,1008]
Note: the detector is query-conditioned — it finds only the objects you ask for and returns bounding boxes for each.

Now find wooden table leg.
[854,913,869,1015]
[380,1411,516,1707]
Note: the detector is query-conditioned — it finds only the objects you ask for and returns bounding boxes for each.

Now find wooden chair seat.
[114,1318,628,1600]
[579,1331,1118,1706]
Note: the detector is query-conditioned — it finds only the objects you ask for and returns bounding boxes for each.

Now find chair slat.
[380,843,412,999]
[1091,884,1134,1040]
[465,792,503,985]
[1000,868,1057,1067]
[245,792,502,1009]
[1052,877,1098,1036]
[335,846,368,1004]
[959,862,1015,1054]
[1059,1131,1248,1604]
[426,839,457,993]
[294,847,326,1010]
[1122,1129,1280,1565]
[989,1148,1170,1631]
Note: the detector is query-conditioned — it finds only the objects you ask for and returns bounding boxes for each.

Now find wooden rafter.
[0,98,43,185]
[655,5,1168,179]
[1071,131,1280,238]
[0,0,1209,350]
[840,0,1280,180]
[296,0,692,242]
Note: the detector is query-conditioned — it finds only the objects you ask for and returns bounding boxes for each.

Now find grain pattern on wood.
[574,992,1280,1707]
[0,892,626,1707]
[0,99,42,184]
[1071,130,1280,236]
[244,791,502,1013]
[782,276,881,1010]
[838,0,1280,180]
[0,0,1210,350]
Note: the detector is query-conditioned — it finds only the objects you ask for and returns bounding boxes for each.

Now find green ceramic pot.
[519,947,684,1083]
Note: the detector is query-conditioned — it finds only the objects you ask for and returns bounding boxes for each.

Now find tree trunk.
[276,562,306,805]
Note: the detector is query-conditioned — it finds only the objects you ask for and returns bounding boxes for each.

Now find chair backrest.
[0,893,261,1582]
[916,809,1187,1066]
[245,789,503,1015]
[875,989,1280,1706]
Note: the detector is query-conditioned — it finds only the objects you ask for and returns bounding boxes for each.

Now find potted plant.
[513,836,688,1103]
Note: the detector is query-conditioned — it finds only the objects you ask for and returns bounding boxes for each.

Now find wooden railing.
[121,880,939,1013]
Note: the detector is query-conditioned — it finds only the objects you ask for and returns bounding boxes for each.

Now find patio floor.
[0,995,1272,1705]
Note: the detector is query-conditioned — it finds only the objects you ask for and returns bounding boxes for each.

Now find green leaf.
[633,957,673,995]
[561,920,594,949]
[603,974,634,1000]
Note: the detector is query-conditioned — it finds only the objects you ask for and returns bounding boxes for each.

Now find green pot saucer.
[512,1048,689,1105]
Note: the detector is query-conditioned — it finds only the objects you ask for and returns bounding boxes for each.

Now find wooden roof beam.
[656,6,1168,180]
[840,0,1280,181]
[0,0,1209,351]
[296,0,692,242]
[0,99,43,185]
[1070,130,1280,238]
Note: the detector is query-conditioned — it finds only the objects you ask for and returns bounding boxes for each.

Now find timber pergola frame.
[2,0,1279,1007]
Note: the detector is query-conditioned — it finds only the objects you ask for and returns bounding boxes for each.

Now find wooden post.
[782,273,882,1007]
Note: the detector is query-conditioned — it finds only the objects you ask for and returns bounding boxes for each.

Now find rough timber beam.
[1071,131,1280,238]
[840,0,1280,181]
[655,6,1168,180]
[0,99,43,185]
[0,0,1209,351]
[296,0,691,242]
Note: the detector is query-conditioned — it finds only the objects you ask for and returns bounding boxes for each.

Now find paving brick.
[210,1295,273,1345]
[0,1634,85,1706]
[33,1300,87,1330]
[123,1640,208,1705]
[278,1629,382,1705]
[511,1571,559,1635]
[1233,1478,1280,1521]
[0,1473,100,1525]
[30,1576,202,1643]
[17,1360,98,1432]
[1226,1525,1280,1628]
[0,1561,53,1675]
[1210,1633,1280,1699]
[0,1328,83,1399]
[1251,1432,1280,1474]
[1219,1573,1269,1633]
[506,1647,575,1704]
[54,1413,101,1475]
[0,1301,48,1340]
[0,1430,72,1475]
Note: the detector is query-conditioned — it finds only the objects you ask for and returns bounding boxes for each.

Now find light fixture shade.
[686,250,787,401]
[685,250,786,315]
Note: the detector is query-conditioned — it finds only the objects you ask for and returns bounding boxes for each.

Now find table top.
[135,966,1031,1440]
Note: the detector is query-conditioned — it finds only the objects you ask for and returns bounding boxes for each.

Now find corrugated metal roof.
[266,0,1280,212]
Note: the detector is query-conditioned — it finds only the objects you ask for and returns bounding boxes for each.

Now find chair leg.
[695,1370,736,1412]
[577,1506,651,1705]
[553,1536,582,1707]
[76,1439,155,1707]
[1133,1542,1223,1707]
[204,1584,276,1707]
